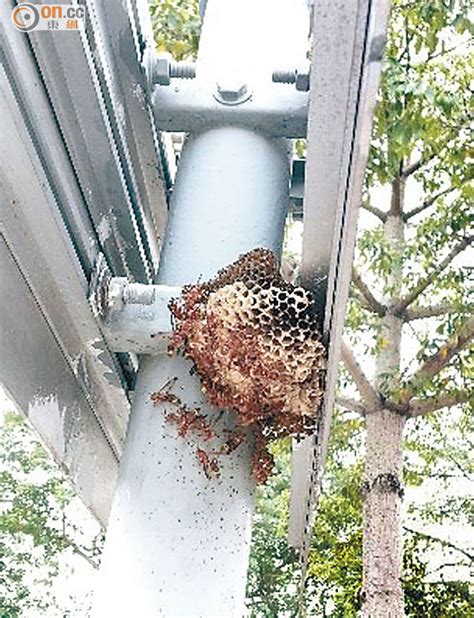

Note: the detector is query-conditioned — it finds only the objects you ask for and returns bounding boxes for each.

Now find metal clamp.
[152,80,308,138]
[90,268,180,355]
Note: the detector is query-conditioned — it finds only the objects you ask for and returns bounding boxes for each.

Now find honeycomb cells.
[168,248,327,483]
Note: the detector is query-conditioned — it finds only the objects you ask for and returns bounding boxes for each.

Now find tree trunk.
[362,176,406,616]
[362,408,405,616]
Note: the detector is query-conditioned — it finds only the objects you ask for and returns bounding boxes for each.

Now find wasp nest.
[167,248,326,483]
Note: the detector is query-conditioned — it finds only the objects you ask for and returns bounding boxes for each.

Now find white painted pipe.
[93,126,289,618]
[93,1,309,615]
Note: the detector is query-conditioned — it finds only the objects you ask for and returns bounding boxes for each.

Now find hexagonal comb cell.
[168,248,327,483]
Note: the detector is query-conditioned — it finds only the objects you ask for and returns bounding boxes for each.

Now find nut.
[215,79,251,105]
[155,52,172,86]
[295,62,310,92]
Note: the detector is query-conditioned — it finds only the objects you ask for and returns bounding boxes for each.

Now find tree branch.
[426,41,471,63]
[397,28,415,63]
[68,540,100,570]
[403,304,460,321]
[352,268,387,317]
[406,315,474,390]
[341,342,380,410]
[407,391,471,418]
[445,453,473,482]
[426,561,469,577]
[403,526,474,562]
[335,396,368,416]
[349,288,374,313]
[401,152,437,178]
[361,202,387,223]
[393,235,473,313]
[403,187,455,221]
[400,119,470,178]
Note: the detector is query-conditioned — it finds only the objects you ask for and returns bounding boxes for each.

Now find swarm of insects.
[164,248,326,483]
[151,384,246,479]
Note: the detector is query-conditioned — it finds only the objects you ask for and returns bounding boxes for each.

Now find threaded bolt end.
[123,282,156,305]
[170,62,196,79]
[272,69,296,84]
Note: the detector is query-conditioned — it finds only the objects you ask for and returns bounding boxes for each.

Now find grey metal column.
[93,1,309,615]
[93,131,288,618]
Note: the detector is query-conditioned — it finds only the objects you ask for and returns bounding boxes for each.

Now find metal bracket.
[153,80,308,137]
[90,267,180,355]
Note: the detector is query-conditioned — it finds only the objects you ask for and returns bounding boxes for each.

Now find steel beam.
[0,70,128,522]
[26,0,168,281]
[0,67,130,452]
[288,0,390,550]
[0,7,99,278]
[0,235,118,525]
[0,0,169,522]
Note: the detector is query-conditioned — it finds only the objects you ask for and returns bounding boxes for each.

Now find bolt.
[147,51,196,86]
[107,278,128,313]
[272,63,310,92]
[105,279,157,313]
[123,283,156,305]
[272,69,296,84]
[170,61,196,80]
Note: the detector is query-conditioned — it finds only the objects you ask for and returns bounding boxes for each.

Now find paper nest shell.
[168,248,327,483]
